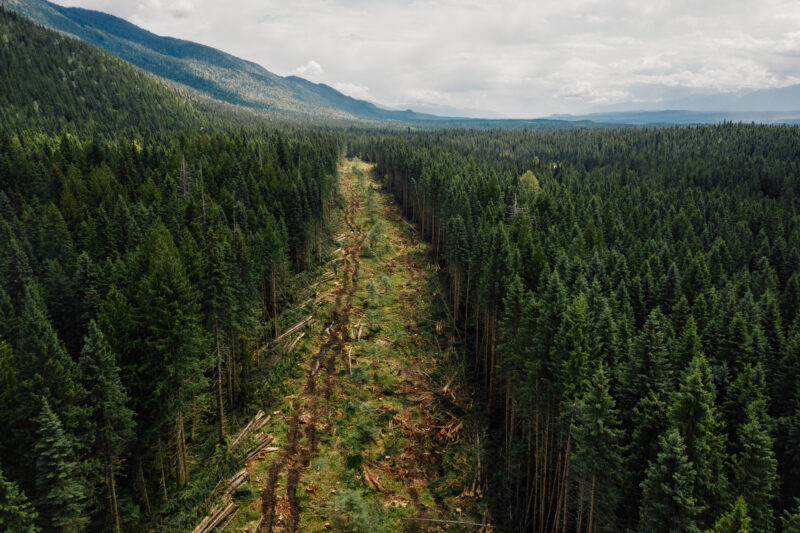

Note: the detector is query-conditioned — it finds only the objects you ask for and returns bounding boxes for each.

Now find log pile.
[191,502,237,533]
[229,410,270,451]
[244,434,276,464]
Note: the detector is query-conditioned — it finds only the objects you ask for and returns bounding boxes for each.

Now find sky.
[56,0,800,118]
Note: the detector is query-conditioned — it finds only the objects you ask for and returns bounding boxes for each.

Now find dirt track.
[256,173,366,533]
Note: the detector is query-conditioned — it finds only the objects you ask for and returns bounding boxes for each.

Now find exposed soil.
[218,159,487,533]
[256,174,366,533]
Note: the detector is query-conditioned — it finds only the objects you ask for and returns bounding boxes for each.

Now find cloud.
[294,60,324,77]
[53,0,800,117]
[332,82,370,100]
[167,0,195,19]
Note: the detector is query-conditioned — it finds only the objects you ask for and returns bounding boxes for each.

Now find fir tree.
[0,464,40,533]
[571,364,623,532]
[705,496,751,533]
[638,429,700,533]
[732,406,778,532]
[33,399,86,532]
[77,321,134,532]
[668,352,727,525]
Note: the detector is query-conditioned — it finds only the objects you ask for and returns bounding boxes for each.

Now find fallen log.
[362,465,383,492]
[222,468,249,498]
[229,410,270,451]
[286,332,305,354]
[218,508,239,532]
[269,315,314,347]
[310,273,335,288]
[244,434,275,463]
[192,501,237,533]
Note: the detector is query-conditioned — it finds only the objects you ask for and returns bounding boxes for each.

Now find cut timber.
[230,410,270,451]
[269,315,314,347]
[244,434,276,464]
[404,516,494,529]
[221,468,249,499]
[362,465,383,492]
[309,273,335,288]
[218,508,239,532]
[286,332,305,354]
[192,501,236,533]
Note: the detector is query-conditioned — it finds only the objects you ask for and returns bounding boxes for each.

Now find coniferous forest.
[2,5,800,533]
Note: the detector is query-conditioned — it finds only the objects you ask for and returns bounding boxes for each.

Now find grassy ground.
[199,159,488,532]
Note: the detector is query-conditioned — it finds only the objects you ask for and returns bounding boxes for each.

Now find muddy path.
[256,172,366,533]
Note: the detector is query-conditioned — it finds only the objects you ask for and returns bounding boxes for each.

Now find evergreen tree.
[668,352,727,524]
[732,406,778,532]
[571,364,623,532]
[638,429,700,533]
[782,499,800,533]
[33,399,86,532]
[133,222,208,488]
[705,496,751,533]
[77,321,134,532]
[0,463,40,533]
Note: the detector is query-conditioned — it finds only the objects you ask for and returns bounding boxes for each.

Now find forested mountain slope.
[5,0,446,122]
[351,124,800,531]
[0,6,348,531]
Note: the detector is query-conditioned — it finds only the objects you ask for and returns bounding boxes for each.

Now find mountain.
[0,5,243,132]
[548,109,800,126]
[3,0,447,122]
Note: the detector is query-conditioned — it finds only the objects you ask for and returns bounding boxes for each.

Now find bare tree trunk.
[200,164,207,227]
[561,429,572,533]
[272,270,279,339]
[227,334,235,406]
[108,463,121,533]
[136,454,151,515]
[588,473,596,533]
[216,326,226,444]
[157,437,168,501]
[176,409,189,488]
[576,478,585,533]
[463,268,471,333]
[181,155,189,199]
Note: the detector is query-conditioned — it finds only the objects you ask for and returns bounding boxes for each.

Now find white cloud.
[51,0,800,117]
[294,60,324,77]
[167,0,194,19]
[332,82,370,99]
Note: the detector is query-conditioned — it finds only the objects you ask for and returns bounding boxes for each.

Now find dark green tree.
[732,406,778,532]
[705,496,751,533]
[33,399,86,532]
[668,352,727,524]
[77,321,134,532]
[638,429,700,533]
[571,364,623,532]
[0,463,40,533]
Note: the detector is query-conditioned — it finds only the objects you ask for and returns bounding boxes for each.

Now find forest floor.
[213,159,488,532]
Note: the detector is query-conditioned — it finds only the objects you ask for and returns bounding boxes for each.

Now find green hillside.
[4,0,446,122]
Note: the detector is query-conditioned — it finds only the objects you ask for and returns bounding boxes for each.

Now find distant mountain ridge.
[3,0,449,122]
[548,109,800,126]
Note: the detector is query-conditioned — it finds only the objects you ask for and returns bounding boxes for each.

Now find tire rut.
[257,175,365,533]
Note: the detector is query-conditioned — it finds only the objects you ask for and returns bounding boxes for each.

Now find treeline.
[352,123,800,532]
[0,7,346,531]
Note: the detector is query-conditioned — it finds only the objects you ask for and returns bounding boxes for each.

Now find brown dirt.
[256,174,366,533]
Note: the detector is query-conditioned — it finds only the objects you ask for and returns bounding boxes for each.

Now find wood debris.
[229,410,270,450]
[362,465,384,492]
[244,434,276,463]
[191,501,237,533]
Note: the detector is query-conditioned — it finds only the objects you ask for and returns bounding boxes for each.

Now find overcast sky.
[56,0,800,118]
